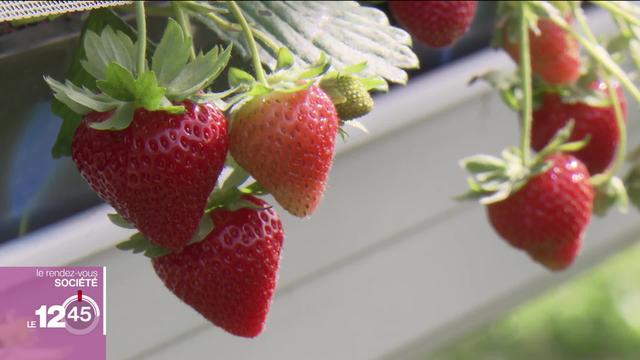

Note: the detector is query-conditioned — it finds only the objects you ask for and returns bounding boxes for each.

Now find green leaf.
[82,26,137,80]
[228,67,256,87]
[166,45,232,99]
[594,176,629,216]
[96,63,168,113]
[341,61,368,74]
[116,232,170,258]
[187,216,214,245]
[226,198,270,211]
[90,102,136,130]
[625,165,640,212]
[45,77,121,114]
[152,18,192,87]
[276,47,294,70]
[459,155,506,174]
[298,53,331,79]
[107,213,136,229]
[133,71,166,110]
[50,9,136,158]
[359,76,388,92]
[190,1,418,84]
[96,62,136,101]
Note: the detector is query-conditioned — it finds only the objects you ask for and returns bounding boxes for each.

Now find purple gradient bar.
[0,267,106,360]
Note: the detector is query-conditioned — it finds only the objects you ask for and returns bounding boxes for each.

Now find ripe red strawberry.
[486,154,594,270]
[230,85,339,217]
[503,17,581,85]
[152,196,284,338]
[532,81,627,175]
[389,1,477,48]
[72,101,228,250]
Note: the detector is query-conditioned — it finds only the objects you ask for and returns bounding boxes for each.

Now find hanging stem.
[172,2,196,60]
[135,1,147,76]
[607,79,627,178]
[529,1,640,104]
[518,3,533,164]
[591,1,640,27]
[571,4,627,186]
[226,1,268,85]
[183,1,280,55]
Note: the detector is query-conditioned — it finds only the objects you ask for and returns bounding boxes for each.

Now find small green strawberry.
[320,75,373,121]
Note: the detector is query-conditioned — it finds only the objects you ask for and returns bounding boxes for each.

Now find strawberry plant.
[43,0,417,338]
[462,0,640,271]
[37,0,640,339]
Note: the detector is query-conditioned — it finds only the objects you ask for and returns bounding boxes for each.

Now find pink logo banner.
[0,266,106,360]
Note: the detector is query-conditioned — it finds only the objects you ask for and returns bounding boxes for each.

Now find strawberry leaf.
[276,47,294,70]
[45,77,121,114]
[96,62,137,101]
[107,213,136,229]
[228,67,256,87]
[133,71,166,110]
[594,176,629,216]
[189,1,418,84]
[187,215,214,245]
[90,102,135,130]
[152,18,192,87]
[625,164,640,212]
[81,26,137,80]
[117,232,170,258]
[165,45,232,100]
[50,9,136,158]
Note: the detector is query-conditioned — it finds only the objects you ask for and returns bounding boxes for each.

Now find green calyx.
[44,19,231,131]
[224,48,332,113]
[625,164,640,212]
[593,176,629,216]
[206,156,269,213]
[458,120,589,204]
[113,214,214,258]
[473,70,616,112]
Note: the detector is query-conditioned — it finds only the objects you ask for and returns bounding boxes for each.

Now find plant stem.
[571,3,627,185]
[572,3,597,44]
[201,9,280,54]
[591,1,640,27]
[172,2,196,60]
[226,1,268,85]
[135,1,147,76]
[607,78,627,178]
[518,3,533,165]
[181,1,280,54]
[529,1,640,104]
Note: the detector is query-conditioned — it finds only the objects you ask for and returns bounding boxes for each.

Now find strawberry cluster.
[461,1,632,271]
[45,3,380,336]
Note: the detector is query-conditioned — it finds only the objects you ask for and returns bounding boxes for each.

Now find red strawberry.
[503,17,581,85]
[230,85,339,217]
[532,81,626,175]
[389,1,477,48]
[152,196,284,338]
[72,101,228,250]
[486,154,594,270]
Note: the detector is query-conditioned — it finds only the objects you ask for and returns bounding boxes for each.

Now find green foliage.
[82,27,137,79]
[50,9,137,158]
[430,242,640,360]
[189,1,418,84]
